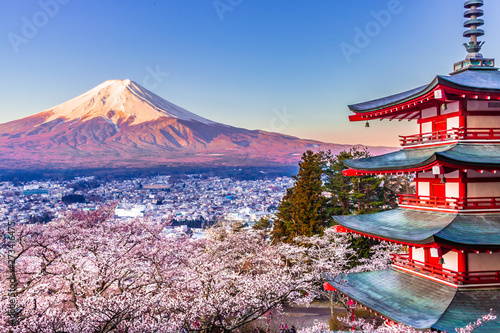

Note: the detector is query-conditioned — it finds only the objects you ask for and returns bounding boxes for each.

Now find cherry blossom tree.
[1,206,395,332]
[0,206,189,332]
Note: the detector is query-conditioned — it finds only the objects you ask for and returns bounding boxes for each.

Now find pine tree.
[324,147,406,216]
[323,149,360,216]
[271,150,327,243]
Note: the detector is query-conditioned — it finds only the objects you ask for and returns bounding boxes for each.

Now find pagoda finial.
[463,0,485,58]
[452,0,496,74]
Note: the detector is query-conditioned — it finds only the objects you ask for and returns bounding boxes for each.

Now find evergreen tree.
[324,147,408,216]
[271,150,327,243]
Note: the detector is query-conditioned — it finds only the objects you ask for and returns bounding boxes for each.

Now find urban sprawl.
[0,175,294,236]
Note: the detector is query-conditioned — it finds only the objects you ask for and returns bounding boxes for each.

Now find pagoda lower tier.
[330,208,500,331]
[325,269,500,332]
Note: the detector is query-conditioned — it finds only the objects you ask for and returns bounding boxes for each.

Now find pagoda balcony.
[391,254,500,285]
[398,194,500,211]
[399,127,500,147]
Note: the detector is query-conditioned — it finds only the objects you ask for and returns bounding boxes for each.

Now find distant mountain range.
[0,79,394,170]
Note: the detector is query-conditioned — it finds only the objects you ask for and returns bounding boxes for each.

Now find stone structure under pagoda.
[325,1,500,332]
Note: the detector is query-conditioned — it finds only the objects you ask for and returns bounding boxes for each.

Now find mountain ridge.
[0,79,395,170]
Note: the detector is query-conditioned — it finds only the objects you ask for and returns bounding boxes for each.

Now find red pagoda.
[326,1,500,331]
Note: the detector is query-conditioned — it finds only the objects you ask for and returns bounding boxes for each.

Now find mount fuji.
[0,80,392,170]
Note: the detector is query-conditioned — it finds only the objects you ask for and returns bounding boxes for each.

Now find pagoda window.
[467,100,500,111]
[467,116,500,128]
[468,252,500,272]
[421,121,433,135]
[412,247,425,263]
[467,182,500,197]
[417,182,430,197]
[421,107,438,119]
[442,102,460,115]
[445,182,460,199]
[446,116,460,130]
[442,251,459,272]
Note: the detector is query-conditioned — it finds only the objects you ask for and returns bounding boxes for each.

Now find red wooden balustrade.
[398,195,500,210]
[400,127,500,146]
[391,254,500,285]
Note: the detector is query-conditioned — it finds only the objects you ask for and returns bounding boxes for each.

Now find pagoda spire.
[463,0,485,58]
[452,0,496,74]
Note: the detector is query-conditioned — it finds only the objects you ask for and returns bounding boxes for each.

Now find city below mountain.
[0,79,393,171]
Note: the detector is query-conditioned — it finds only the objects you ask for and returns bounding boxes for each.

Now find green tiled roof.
[327,268,500,332]
[349,69,500,113]
[328,269,456,329]
[343,143,500,172]
[434,288,500,332]
[333,209,500,246]
[438,214,500,246]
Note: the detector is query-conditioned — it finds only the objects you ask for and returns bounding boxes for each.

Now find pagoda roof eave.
[326,268,500,332]
[342,143,500,174]
[333,208,500,247]
[348,81,436,113]
[348,69,500,120]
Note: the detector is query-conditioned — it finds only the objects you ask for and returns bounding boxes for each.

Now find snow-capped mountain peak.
[42,79,217,126]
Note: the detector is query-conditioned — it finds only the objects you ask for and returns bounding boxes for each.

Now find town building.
[326,1,500,331]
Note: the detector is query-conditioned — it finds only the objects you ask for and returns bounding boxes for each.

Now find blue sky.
[2,0,500,147]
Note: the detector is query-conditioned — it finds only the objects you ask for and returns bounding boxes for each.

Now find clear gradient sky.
[2,0,500,147]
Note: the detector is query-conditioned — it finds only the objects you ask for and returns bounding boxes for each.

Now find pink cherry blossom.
[1,206,393,332]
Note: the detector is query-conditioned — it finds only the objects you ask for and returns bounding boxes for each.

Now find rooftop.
[349,69,500,114]
[343,143,500,175]
[326,268,500,332]
[333,208,500,247]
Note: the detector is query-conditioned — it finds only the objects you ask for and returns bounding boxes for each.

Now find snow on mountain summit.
[42,79,217,126]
